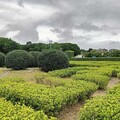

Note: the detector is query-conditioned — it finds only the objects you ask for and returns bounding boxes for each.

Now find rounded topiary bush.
[0,52,5,67]
[27,53,34,67]
[6,50,31,70]
[38,50,69,72]
[29,51,41,67]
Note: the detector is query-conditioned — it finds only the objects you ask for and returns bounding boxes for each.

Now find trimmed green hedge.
[0,98,54,120]
[0,52,5,67]
[71,57,120,61]
[79,85,120,120]
[0,80,97,116]
[48,67,89,78]
[72,73,110,89]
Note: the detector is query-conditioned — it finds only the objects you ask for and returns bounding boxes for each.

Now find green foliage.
[20,42,81,56]
[28,52,34,67]
[35,72,49,83]
[35,74,68,86]
[117,73,120,79]
[0,37,20,54]
[0,80,97,116]
[0,98,53,120]
[0,77,25,83]
[79,85,120,120]
[109,49,120,57]
[60,43,81,56]
[21,43,47,52]
[70,61,120,67]
[5,50,31,70]
[0,52,5,67]
[38,50,69,72]
[29,51,41,67]
[72,73,110,89]
[72,57,120,61]
[49,67,88,78]
[84,49,103,57]
[65,50,74,59]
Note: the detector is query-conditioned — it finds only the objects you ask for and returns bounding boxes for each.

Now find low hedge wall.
[0,98,54,120]
[0,81,97,116]
[72,57,120,61]
[79,84,120,120]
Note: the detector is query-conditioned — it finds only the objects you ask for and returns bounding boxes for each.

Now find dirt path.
[107,77,120,88]
[57,77,120,120]
[57,102,84,120]
[0,71,10,79]
[92,77,120,97]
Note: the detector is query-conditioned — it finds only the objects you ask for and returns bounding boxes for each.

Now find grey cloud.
[0,0,120,49]
[75,22,100,31]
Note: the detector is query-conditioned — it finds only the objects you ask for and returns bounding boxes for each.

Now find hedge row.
[79,84,120,120]
[70,61,120,68]
[71,57,120,61]
[76,67,117,77]
[48,67,90,78]
[72,73,110,89]
[0,80,97,116]
[0,98,54,120]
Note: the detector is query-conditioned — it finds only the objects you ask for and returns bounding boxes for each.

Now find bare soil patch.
[57,102,84,120]
[107,77,120,88]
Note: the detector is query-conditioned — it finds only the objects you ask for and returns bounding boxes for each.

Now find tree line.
[82,48,120,57]
[0,37,81,56]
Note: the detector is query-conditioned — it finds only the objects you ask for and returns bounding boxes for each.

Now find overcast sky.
[0,0,120,49]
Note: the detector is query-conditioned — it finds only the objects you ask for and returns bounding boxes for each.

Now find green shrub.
[49,67,88,78]
[38,50,69,72]
[72,73,110,89]
[0,80,97,116]
[30,51,40,66]
[71,57,120,61]
[35,72,49,83]
[0,77,25,83]
[79,85,120,120]
[111,69,120,77]
[35,76,67,87]
[0,52,5,67]
[117,73,120,79]
[0,98,54,120]
[30,51,41,67]
[5,50,30,70]
[28,52,34,67]
[65,50,74,59]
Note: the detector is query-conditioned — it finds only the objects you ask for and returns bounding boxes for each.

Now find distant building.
[74,55,84,58]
